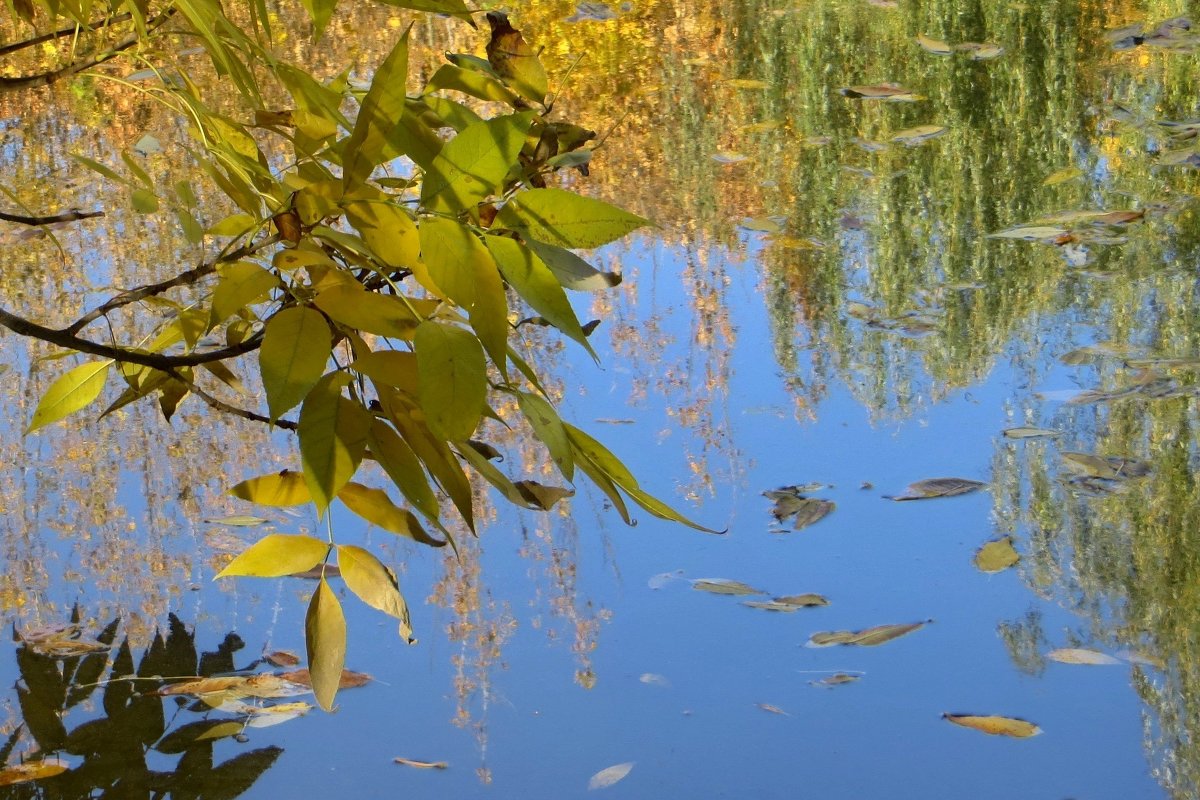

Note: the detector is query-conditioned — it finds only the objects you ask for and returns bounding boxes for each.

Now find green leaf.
[214,533,329,578]
[260,306,332,422]
[424,64,518,105]
[298,375,374,515]
[314,284,421,340]
[336,544,415,642]
[420,113,534,213]
[208,213,259,237]
[210,261,278,327]
[305,577,346,711]
[414,321,486,442]
[366,420,442,527]
[71,154,132,186]
[382,392,475,534]
[299,0,337,39]
[485,235,595,358]
[495,188,651,249]
[418,218,509,370]
[527,240,622,291]
[352,350,418,391]
[228,470,313,506]
[517,391,574,481]
[337,482,446,547]
[343,29,411,191]
[27,360,113,433]
[131,188,159,214]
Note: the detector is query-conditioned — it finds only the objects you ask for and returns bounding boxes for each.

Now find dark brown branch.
[0,11,133,57]
[64,234,279,336]
[0,9,174,92]
[0,304,263,369]
[171,370,297,430]
[0,209,103,226]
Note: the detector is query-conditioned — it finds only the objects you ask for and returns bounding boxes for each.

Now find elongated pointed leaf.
[336,545,414,642]
[366,420,441,521]
[337,482,446,547]
[215,534,329,578]
[517,391,574,481]
[496,188,651,249]
[314,284,421,340]
[343,29,411,191]
[420,113,534,213]
[298,376,374,514]
[27,360,113,433]
[485,11,548,104]
[414,321,486,441]
[305,577,346,711]
[527,240,622,291]
[943,713,1041,737]
[229,470,313,506]
[375,0,473,24]
[261,307,332,422]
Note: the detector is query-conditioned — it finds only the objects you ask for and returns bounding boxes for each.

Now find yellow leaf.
[343,201,421,269]
[337,544,415,642]
[974,536,1020,573]
[314,283,422,340]
[260,306,332,422]
[229,470,313,506]
[214,533,330,578]
[943,713,1042,737]
[306,577,347,711]
[298,376,374,514]
[0,761,69,786]
[916,33,952,54]
[351,350,419,391]
[27,360,113,433]
[338,482,446,547]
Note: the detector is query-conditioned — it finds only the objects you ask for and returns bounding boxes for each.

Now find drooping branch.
[0,305,263,370]
[0,12,133,57]
[0,209,103,226]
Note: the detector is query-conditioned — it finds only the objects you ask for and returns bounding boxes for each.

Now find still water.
[3,0,1200,797]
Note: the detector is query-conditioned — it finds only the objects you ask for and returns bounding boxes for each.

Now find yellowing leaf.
[839,83,920,101]
[337,544,415,642]
[588,762,634,790]
[343,30,411,191]
[27,360,113,433]
[943,713,1042,737]
[214,533,330,578]
[485,11,548,103]
[974,536,1020,573]
[298,376,374,514]
[394,757,449,769]
[887,477,985,501]
[366,420,442,525]
[228,470,313,506]
[343,201,421,269]
[517,391,575,481]
[414,321,487,441]
[421,113,534,213]
[722,78,770,89]
[808,621,929,647]
[210,262,278,326]
[0,761,69,786]
[1046,648,1123,665]
[337,483,446,547]
[691,578,763,596]
[260,306,332,422]
[1043,166,1084,186]
[916,33,952,54]
[890,124,948,146]
[314,284,421,340]
[495,188,652,249]
[1002,426,1061,439]
[306,577,347,711]
[773,593,830,607]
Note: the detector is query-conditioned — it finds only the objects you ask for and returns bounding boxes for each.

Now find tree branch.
[169,369,297,431]
[0,12,133,58]
[0,209,103,226]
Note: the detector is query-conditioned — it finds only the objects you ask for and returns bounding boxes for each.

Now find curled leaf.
[943,713,1042,737]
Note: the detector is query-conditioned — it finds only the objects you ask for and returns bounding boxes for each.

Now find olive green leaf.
[517,391,574,481]
[260,306,332,422]
[420,112,534,213]
[305,577,347,711]
[365,420,442,525]
[27,360,113,433]
[343,29,411,191]
[974,536,1020,573]
[495,187,652,249]
[298,375,374,514]
[210,262,278,327]
[214,534,329,578]
[414,321,487,442]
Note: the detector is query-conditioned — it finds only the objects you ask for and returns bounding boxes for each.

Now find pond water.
[2,0,1200,797]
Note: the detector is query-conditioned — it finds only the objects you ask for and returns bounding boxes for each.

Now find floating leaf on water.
[588,762,635,790]
[987,225,1069,242]
[810,673,861,688]
[1046,648,1123,665]
[1061,452,1151,480]
[739,120,783,134]
[943,713,1042,738]
[204,515,270,527]
[887,477,985,501]
[974,536,1020,573]
[808,620,930,647]
[890,124,948,147]
[1002,427,1061,439]
[723,78,771,89]
[770,235,826,250]
[839,83,921,101]
[1119,650,1166,669]
[691,578,764,596]
[277,668,373,690]
[0,761,69,786]
[1043,166,1084,186]
[802,135,833,147]
[639,673,671,687]
[648,570,685,589]
[263,649,301,667]
[712,151,748,164]
[757,702,790,716]
[739,216,783,233]
[852,136,888,152]
[394,757,449,769]
[955,41,1005,59]
[773,593,830,607]
[916,33,952,54]
[742,600,802,612]
[1159,147,1200,167]
[565,2,618,22]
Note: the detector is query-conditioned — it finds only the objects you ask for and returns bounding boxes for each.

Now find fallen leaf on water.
[757,703,790,716]
[839,83,921,101]
[588,762,634,790]
[773,593,830,607]
[739,120,783,134]
[691,578,764,596]
[890,124,947,147]
[1043,166,1083,186]
[1046,648,1123,665]
[0,761,69,787]
[712,151,748,164]
[263,649,301,667]
[974,536,1020,573]
[278,668,373,689]
[765,485,836,530]
[739,216,783,233]
[956,41,1005,59]
[1061,452,1151,480]
[723,78,771,89]
[810,673,862,688]
[648,570,685,589]
[395,758,449,769]
[639,673,671,687]
[803,135,833,147]
[887,477,985,501]
[1002,426,1061,439]
[943,713,1042,737]
[742,600,802,612]
[987,225,1070,242]
[808,620,930,647]
[916,33,952,54]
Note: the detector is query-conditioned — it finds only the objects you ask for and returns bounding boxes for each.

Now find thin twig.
[168,368,297,431]
[0,11,133,57]
[0,209,103,226]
